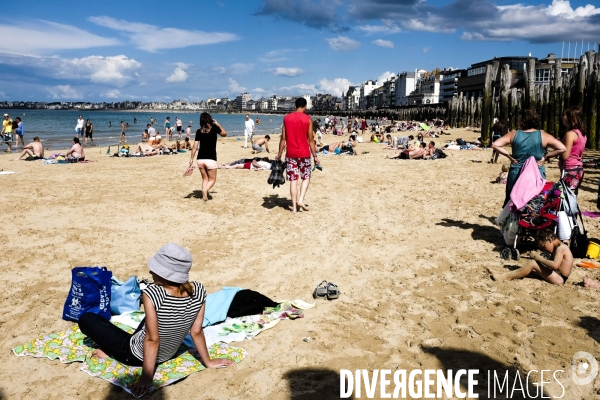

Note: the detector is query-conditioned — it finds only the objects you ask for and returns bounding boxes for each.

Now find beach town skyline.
[1,0,599,103]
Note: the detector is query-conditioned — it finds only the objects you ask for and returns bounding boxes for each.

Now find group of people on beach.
[487,106,600,289]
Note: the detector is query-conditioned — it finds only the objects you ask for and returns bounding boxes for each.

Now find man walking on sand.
[276,97,320,213]
[244,114,254,148]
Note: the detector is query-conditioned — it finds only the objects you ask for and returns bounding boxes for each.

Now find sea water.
[0,109,284,149]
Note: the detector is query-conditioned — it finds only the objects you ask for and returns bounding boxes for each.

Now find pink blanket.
[510,156,546,209]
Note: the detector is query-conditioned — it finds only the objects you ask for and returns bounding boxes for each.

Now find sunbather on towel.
[221,159,272,170]
[65,137,85,161]
[78,243,233,397]
[389,142,427,159]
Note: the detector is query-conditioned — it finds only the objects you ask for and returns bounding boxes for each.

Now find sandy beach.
[2,127,600,399]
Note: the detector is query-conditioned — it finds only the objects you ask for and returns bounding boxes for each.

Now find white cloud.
[101,89,123,99]
[268,67,306,77]
[545,0,600,18]
[88,16,239,52]
[46,85,83,100]
[252,88,266,93]
[372,39,394,48]
[279,83,318,95]
[357,20,401,35]
[0,54,141,86]
[326,36,360,52]
[166,63,191,83]
[212,63,254,76]
[318,78,354,96]
[0,91,6,99]
[377,71,395,83]
[228,78,247,93]
[422,46,431,53]
[0,20,119,55]
[230,63,254,75]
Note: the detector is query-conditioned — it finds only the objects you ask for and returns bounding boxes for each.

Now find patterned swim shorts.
[285,157,311,181]
[562,167,584,193]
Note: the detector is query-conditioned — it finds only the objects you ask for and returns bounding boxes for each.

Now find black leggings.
[78,312,144,366]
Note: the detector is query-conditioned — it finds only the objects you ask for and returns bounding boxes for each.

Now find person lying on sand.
[389,142,427,160]
[78,243,233,397]
[219,157,270,168]
[132,142,168,156]
[221,159,272,170]
[423,141,437,159]
[320,135,357,155]
[487,229,572,285]
[13,136,44,160]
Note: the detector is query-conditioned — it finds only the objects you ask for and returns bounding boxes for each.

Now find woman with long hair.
[492,110,566,206]
[559,106,587,193]
[189,112,227,201]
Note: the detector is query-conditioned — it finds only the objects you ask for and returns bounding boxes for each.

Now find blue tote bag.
[62,266,112,322]
[110,276,141,315]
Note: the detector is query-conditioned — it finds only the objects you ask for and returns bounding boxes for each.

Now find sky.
[1,0,599,102]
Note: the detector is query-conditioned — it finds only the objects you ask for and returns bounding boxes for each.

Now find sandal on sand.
[326,283,340,300]
[313,281,328,299]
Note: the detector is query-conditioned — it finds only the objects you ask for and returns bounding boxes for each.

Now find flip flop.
[313,280,328,299]
[326,283,339,300]
[183,165,195,177]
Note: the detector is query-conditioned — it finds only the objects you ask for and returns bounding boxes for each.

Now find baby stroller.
[498,177,585,260]
[498,182,561,260]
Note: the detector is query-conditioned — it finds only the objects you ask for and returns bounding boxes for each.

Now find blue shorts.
[76,128,83,135]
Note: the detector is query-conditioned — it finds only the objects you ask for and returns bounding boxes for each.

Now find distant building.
[344,86,360,111]
[395,71,426,106]
[457,56,533,100]
[359,80,377,110]
[407,72,441,105]
[535,53,578,86]
[439,68,466,103]
[235,92,252,110]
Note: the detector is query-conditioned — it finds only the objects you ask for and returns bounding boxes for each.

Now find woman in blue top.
[492,110,565,206]
[78,243,233,396]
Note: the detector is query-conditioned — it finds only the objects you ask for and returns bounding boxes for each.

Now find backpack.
[12,120,18,130]
[456,138,467,146]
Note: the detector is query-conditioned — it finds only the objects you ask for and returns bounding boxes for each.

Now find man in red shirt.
[276,97,320,213]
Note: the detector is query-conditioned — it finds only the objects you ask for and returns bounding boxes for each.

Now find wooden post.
[481,61,500,143]
[578,54,588,111]
[500,64,511,126]
[524,57,536,111]
[552,60,562,136]
[591,63,599,150]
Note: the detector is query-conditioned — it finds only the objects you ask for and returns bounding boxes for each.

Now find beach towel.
[510,156,546,210]
[12,320,246,398]
[203,287,243,327]
[582,211,600,218]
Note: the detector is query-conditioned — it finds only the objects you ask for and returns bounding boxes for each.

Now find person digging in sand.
[78,243,233,397]
[487,229,572,285]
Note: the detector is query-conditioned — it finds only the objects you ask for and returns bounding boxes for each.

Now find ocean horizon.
[0,109,286,149]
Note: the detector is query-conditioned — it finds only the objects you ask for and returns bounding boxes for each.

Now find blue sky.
[1,0,599,102]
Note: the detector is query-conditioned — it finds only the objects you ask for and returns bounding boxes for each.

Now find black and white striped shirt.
[130,281,206,363]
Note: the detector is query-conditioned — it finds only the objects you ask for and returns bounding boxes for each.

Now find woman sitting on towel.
[492,110,565,206]
[78,243,233,396]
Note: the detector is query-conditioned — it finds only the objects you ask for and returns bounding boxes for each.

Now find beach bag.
[456,138,467,146]
[62,266,112,322]
[570,225,589,258]
[110,276,141,315]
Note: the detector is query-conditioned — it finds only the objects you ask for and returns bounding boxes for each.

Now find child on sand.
[496,164,508,184]
[488,229,572,285]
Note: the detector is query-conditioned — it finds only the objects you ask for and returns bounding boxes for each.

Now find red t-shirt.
[283,112,311,158]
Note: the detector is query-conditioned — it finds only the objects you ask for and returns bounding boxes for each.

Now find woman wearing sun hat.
[78,243,233,396]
